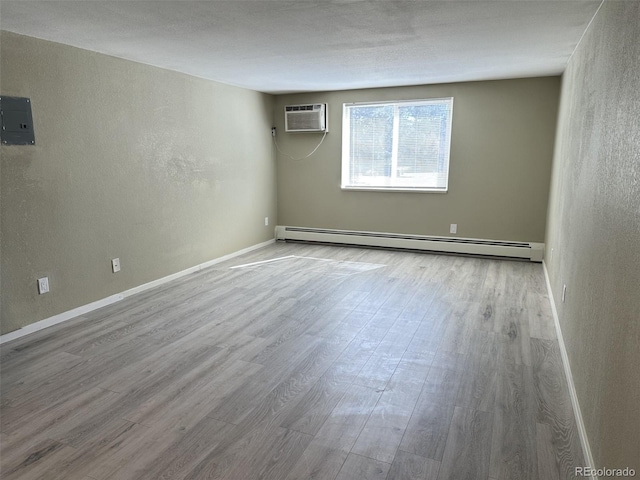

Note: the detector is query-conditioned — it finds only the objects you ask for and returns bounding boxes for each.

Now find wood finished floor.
[0,242,585,480]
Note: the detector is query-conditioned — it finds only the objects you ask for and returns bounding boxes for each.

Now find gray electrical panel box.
[1,96,36,145]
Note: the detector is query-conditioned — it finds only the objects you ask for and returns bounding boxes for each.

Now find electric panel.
[1,96,36,145]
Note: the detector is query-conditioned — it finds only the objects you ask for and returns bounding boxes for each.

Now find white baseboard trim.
[542,261,597,480]
[0,294,125,345]
[0,239,275,345]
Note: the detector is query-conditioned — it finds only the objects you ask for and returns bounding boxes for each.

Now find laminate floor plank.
[352,347,405,390]
[284,444,349,480]
[1,351,84,406]
[322,334,381,385]
[469,328,499,358]
[494,305,533,366]
[354,276,404,315]
[398,362,464,462]
[398,398,455,462]
[438,308,474,355]
[0,427,71,474]
[173,292,294,349]
[52,346,222,449]
[530,339,574,424]
[0,243,585,480]
[123,350,263,425]
[88,420,192,480]
[95,337,223,394]
[531,338,586,479]
[375,277,424,319]
[351,363,426,463]
[218,426,313,480]
[398,348,436,373]
[312,384,382,452]
[419,298,452,337]
[420,365,464,405]
[0,358,125,433]
[62,279,250,357]
[243,317,320,366]
[23,420,146,480]
[525,293,557,341]
[176,413,312,480]
[396,286,440,322]
[387,450,440,480]
[353,328,417,390]
[536,422,560,480]
[178,291,297,338]
[474,298,500,333]
[430,350,466,373]
[5,337,161,412]
[0,438,77,480]
[206,335,323,425]
[334,453,390,480]
[1,387,121,455]
[455,350,498,413]
[321,321,368,349]
[401,318,445,371]
[356,310,400,344]
[437,406,493,480]
[224,368,323,440]
[121,356,263,428]
[109,417,234,480]
[449,258,490,302]
[279,374,351,436]
[489,361,538,480]
[0,322,104,374]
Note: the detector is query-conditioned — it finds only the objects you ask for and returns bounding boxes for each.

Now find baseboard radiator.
[275,226,544,262]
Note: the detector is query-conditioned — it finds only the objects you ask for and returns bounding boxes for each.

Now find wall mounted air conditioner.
[284,104,328,133]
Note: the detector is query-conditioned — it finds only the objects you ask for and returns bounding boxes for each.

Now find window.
[341,98,453,192]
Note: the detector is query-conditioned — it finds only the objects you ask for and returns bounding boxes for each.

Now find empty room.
[0,1,638,479]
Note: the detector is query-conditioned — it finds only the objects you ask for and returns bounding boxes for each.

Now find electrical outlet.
[37,277,49,294]
[112,258,121,273]
[450,223,458,234]
[264,217,269,226]
[271,127,276,137]
[562,284,567,303]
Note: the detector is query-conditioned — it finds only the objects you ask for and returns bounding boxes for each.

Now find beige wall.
[275,77,560,242]
[545,0,640,473]
[0,32,276,334]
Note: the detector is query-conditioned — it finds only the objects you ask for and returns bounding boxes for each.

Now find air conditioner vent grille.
[285,104,327,133]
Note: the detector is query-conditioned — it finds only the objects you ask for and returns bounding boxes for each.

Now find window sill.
[341,186,448,193]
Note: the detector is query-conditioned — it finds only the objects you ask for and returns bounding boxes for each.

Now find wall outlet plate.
[450,223,458,234]
[37,277,49,294]
[112,258,121,273]
[265,217,269,226]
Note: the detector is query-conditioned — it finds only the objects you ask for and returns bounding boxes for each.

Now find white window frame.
[341,97,454,193]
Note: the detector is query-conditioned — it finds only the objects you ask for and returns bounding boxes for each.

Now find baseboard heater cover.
[275,226,544,262]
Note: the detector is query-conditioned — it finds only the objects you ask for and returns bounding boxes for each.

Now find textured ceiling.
[0,1,602,94]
